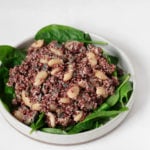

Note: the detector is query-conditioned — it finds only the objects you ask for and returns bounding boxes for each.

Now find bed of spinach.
[0,24,133,135]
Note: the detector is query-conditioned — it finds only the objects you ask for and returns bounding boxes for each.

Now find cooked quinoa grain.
[7,40,119,127]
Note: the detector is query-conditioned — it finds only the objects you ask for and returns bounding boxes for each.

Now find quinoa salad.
[7,40,119,127]
[0,24,133,134]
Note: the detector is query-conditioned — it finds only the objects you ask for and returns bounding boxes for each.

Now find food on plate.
[0,24,133,134]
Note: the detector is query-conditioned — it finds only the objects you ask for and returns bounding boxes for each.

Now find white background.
[0,0,150,150]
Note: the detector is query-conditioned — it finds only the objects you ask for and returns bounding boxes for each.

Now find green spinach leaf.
[98,74,132,111]
[103,52,119,65]
[0,45,15,63]
[0,45,26,67]
[105,90,120,107]
[68,108,127,134]
[0,66,13,111]
[68,121,95,134]
[0,45,26,112]
[119,81,133,106]
[35,24,107,45]
[30,113,45,133]
[13,49,26,66]
[41,128,67,135]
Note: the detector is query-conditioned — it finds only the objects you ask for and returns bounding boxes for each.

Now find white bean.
[21,91,41,110]
[63,64,73,81]
[48,58,63,67]
[87,52,97,66]
[40,58,48,64]
[31,103,41,111]
[78,80,87,88]
[67,85,80,99]
[59,97,70,104]
[46,112,56,127]
[31,40,44,48]
[50,47,63,56]
[73,111,83,122]
[95,70,108,80]
[34,71,48,86]
[51,67,61,76]
[96,87,108,98]
[13,110,24,121]
[21,91,32,108]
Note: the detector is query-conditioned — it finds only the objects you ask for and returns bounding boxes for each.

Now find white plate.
[0,33,136,145]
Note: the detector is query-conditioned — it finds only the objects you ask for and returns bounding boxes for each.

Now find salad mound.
[0,24,133,134]
[7,40,119,128]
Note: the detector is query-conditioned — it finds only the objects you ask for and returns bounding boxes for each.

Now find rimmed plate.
[0,33,136,145]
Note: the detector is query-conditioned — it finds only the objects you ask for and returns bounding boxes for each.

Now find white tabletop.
[0,0,150,150]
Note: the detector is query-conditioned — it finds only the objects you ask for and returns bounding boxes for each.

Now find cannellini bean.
[48,58,63,67]
[40,55,49,64]
[95,70,108,80]
[14,107,37,125]
[78,80,87,88]
[96,87,108,98]
[64,41,82,51]
[50,47,63,56]
[22,91,32,108]
[31,40,44,48]
[46,112,56,127]
[34,71,48,86]
[51,67,61,75]
[40,58,48,64]
[63,64,74,81]
[60,97,70,104]
[67,85,80,99]
[31,103,41,111]
[13,110,24,121]
[21,91,41,111]
[63,72,73,81]
[86,52,97,66]
[73,111,83,122]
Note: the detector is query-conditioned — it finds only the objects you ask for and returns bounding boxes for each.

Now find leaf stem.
[81,40,108,45]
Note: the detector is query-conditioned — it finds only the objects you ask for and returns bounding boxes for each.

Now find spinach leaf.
[0,66,13,112]
[105,91,120,107]
[13,49,26,66]
[84,107,127,122]
[0,45,15,67]
[30,112,45,133]
[35,24,88,44]
[41,128,67,135]
[0,45,26,68]
[0,66,9,85]
[112,70,118,77]
[68,108,127,134]
[35,24,107,45]
[98,74,132,111]
[103,52,119,65]
[68,121,95,134]
[0,45,26,112]
[118,74,130,90]
[119,81,133,106]
[0,45,15,62]
[84,33,92,41]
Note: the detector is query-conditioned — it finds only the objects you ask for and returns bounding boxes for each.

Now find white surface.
[0,34,136,145]
[0,0,150,149]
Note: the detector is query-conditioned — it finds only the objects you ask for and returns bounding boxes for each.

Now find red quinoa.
[8,40,118,127]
